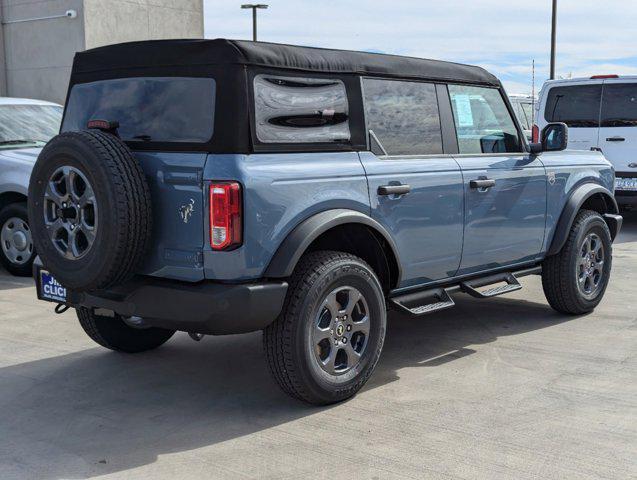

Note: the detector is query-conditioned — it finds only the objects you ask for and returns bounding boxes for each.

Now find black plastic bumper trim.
[66,276,288,335]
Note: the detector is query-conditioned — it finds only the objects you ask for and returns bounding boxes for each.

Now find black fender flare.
[547,184,619,256]
[265,209,402,284]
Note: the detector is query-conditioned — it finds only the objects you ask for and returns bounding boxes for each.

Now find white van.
[535,75,637,208]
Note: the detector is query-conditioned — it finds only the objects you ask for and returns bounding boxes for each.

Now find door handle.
[469,179,496,189]
[378,184,411,196]
[606,137,625,142]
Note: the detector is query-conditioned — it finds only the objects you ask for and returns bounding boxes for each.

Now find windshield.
[62,77,216,143]
[0,104,63,149]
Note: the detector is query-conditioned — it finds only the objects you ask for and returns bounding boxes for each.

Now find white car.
[0,97,63,275]
[535,75,637,209]
[508,93,536,141]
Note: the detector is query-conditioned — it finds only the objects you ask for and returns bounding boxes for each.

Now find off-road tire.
[0,202,35,276]
[28,130,151,292]
[542,209,612,314]
[264,251,386,405]
[77,307,175,353]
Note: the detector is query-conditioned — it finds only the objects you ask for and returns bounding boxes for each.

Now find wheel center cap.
[335,323,345,337]
[12,231,27,251]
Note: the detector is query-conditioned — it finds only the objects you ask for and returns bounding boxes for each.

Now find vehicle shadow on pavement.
[0,293,579,479]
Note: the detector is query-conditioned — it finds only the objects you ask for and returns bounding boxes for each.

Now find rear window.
[544,84,602,127]
[253,74,350,144]
[601,83,637,127]
[62,77,216,143]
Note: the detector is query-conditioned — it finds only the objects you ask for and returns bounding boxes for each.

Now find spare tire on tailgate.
[28,130,152,292]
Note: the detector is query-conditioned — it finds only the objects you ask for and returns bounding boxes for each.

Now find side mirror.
[546,122,570,152]
[529,122,568,154]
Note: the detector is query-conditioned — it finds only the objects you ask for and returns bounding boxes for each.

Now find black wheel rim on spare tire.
[44,166,98,259]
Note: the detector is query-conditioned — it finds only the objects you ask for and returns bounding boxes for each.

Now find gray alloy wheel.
[43,166,98,260]
[311,286,370,376]
[1,216,33,266]
[576,232,605,300]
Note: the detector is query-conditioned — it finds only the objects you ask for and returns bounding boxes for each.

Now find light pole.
[241,4,268,42]
[550,0,557,79]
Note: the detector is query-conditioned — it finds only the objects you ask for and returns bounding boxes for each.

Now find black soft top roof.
[72,38,499,86]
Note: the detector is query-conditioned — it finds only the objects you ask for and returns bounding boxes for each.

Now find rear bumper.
[66,275,288,335]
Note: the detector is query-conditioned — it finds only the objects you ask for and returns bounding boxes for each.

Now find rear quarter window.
[253,75,350,144]
[544,84,602,127]
[62,77,216,143]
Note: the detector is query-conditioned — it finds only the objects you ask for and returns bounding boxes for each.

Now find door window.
[543,84,602,128]
[601,83,637,127]
[448,85,522,154]
[253,75,350,144]
[362,78,443,156]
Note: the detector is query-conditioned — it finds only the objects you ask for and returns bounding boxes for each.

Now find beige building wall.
[0,0,203,104]
[83,0,203,50]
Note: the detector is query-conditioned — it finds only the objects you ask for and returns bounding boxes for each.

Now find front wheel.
[542,209,613,314]
[264,251,386,405]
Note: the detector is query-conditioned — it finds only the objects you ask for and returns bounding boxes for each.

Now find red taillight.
[209,182,242,250]
[532,124,540,143]
[590,74,619,79]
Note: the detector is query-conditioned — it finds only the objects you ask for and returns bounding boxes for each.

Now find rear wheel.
[542,209,612,314]
[77,307,175,353]
[264,251,386,405]
[0,202,35,276]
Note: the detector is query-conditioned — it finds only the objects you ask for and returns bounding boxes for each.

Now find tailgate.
[133,151,207,282]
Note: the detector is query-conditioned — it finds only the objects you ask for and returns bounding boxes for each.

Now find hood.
[0,147,42,165]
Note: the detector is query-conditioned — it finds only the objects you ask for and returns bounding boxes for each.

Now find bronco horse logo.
[179,199,195,224]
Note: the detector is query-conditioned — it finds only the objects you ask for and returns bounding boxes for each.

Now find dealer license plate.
[37,269,67,303]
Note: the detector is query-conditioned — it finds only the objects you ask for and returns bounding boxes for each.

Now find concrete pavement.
[0,213,635,479]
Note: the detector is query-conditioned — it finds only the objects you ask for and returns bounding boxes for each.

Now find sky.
[203,0,637,95]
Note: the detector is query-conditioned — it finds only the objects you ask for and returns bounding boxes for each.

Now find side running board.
[391,268,539,317]
[460,272,522,299]
[391,288,455,316]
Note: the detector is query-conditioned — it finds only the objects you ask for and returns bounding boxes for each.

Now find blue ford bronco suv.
[28,40,622,405]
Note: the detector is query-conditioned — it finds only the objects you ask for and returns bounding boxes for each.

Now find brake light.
[532,124,540,143]
[590,74,619,79]
[209,182,242,250]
